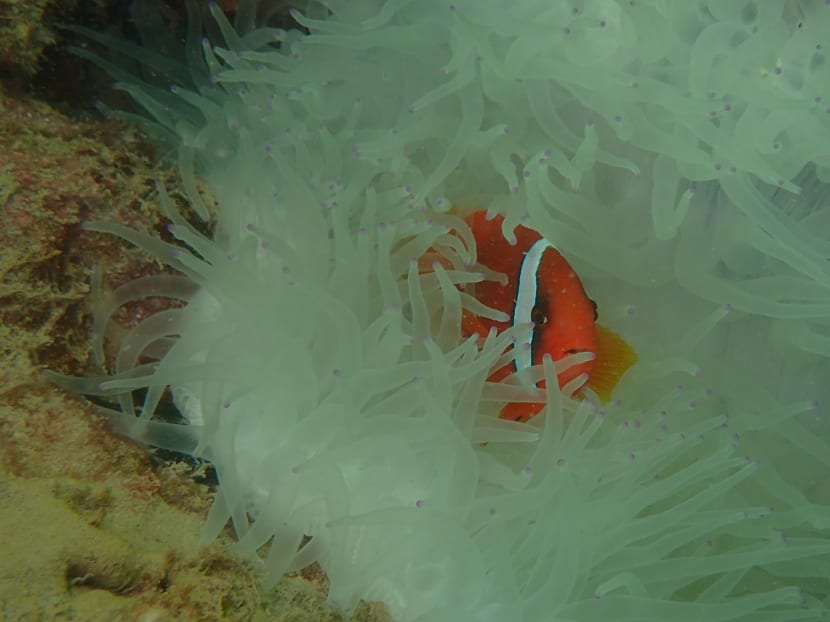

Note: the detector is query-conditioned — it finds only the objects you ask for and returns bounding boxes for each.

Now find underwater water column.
[54,1,830,620]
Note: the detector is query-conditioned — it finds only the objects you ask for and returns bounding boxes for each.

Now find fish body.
[461,211,636,422]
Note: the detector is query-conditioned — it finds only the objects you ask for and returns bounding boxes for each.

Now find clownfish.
[458,210,637,422]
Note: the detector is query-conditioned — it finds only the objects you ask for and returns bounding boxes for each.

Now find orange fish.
[460,211,637,422]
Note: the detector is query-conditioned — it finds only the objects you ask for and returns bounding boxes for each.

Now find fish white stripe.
[513,237,554,371]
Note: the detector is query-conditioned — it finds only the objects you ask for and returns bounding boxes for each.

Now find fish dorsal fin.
[584,324,638,402]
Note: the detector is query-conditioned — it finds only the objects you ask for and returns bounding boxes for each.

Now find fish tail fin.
[585,324,638,402]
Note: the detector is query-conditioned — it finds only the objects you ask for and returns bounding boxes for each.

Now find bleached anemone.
[50,1,830,620]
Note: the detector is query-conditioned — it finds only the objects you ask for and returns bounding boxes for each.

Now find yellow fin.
[585,324,638,403]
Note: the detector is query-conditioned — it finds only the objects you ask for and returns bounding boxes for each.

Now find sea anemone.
[50,1,830,620]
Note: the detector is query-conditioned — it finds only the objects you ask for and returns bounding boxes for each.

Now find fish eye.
[590,298,598,321]
[531,306,548,325]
